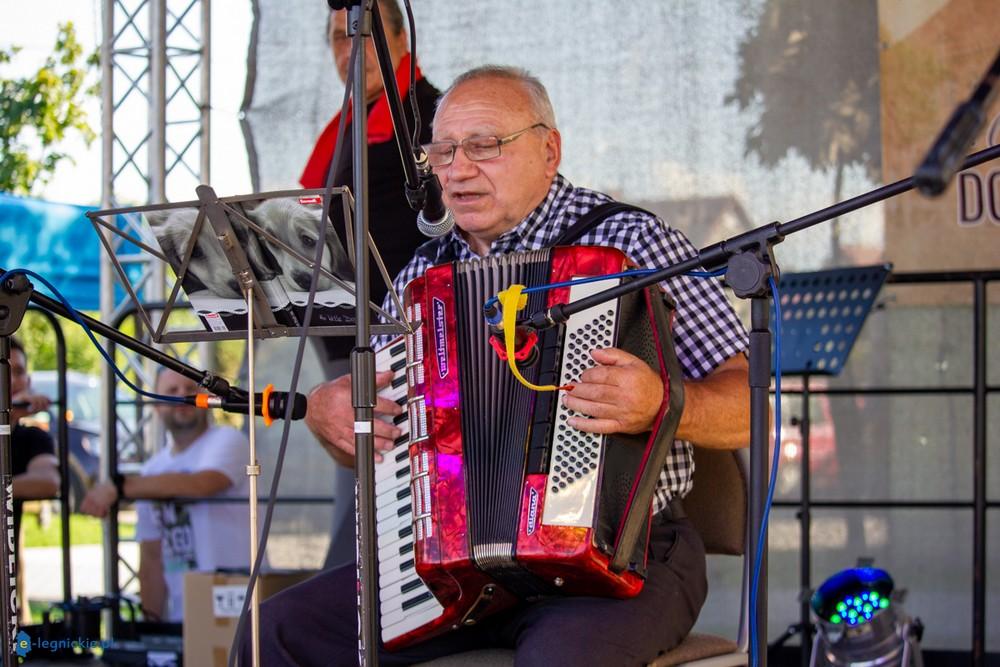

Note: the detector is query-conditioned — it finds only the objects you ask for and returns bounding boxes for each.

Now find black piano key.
[400,558,415,572]
[395,395,406,405]
[400,578,424,595]
[397,502,412,517]
[393,413,409,425]
[401,590,434,611]
[395,465,409,480]
[389,341,406,357]
[394,448,408,463]
[390,358,406,373]
[392,374,407,389]
[398,542,414,555]
[398,524,413,539]
[396,487,411,501]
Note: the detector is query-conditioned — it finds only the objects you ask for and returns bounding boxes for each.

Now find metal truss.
[98,0,211,616]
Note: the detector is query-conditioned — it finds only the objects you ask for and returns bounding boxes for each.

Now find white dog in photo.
[245,198,353,293]
[145,207,274,300]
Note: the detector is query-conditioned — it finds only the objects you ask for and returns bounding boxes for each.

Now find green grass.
[22,511,135,548]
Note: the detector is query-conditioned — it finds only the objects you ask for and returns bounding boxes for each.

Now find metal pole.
[101,0,114,210]
[27,308,74,603]
[0,336,19,664]
[150,0,167,204]
[100,0,118,638]
[201,0,211,181]
[800,374,811,667]
[971,278,986,666]
[349,3,380,665]
[246,291,262,667]
[749,297,771,667]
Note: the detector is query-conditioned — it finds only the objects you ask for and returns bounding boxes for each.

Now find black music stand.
[85,183,413,665]
[772,263,890,667]
[85,185,408,344]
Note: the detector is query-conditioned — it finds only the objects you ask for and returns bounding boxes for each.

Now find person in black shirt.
[8,337,60,560]
[300,0,439,569]
[301,0,440,328]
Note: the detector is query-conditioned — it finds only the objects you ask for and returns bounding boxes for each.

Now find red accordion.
[374,245,684,650]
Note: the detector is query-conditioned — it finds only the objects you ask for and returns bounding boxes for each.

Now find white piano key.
[376,507,410,537]
[379,574,427,605]
[381,596,444,639]
[375,478,411,510]
[378,555,416,588]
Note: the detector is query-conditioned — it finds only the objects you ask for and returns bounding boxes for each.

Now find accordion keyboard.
[374,339,444,641]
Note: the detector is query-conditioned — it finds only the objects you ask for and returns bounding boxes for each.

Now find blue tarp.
[0,192,100,310]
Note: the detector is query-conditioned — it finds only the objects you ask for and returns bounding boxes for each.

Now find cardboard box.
[183,570,315,667]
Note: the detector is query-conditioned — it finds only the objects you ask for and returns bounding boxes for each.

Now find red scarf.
[300,53,422,188]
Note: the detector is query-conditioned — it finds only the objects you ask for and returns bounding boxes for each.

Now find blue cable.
[1,268,186,404]
[748,276,783,667]
[482,266,727,325]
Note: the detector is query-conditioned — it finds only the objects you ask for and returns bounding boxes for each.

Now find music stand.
[85,185,409,344]
[83,183,413,664]
[772,263,891,666]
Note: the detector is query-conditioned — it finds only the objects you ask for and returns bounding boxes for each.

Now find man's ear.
[544,128,562,179]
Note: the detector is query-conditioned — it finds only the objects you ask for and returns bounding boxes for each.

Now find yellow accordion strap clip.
[496,285,566,393]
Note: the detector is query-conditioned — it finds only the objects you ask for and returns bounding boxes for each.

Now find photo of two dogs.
[145,196,355,314]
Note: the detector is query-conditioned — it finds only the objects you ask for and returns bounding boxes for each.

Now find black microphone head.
[268,391,309,420]
[327,0,360,10]
[290,392,308,420]
[914,101,986,198]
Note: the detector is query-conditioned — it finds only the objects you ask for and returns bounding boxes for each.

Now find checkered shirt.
[378,173,748,513]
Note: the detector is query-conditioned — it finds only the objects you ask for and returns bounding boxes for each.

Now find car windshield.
[29,370,137,432]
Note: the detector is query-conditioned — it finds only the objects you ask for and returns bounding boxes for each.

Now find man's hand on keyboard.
[305,371,403,465]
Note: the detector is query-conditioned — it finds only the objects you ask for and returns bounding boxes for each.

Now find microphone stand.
[0,273,33,666]
[335,1,431,663]
[524,143,1000,667]
[346,4,381,663]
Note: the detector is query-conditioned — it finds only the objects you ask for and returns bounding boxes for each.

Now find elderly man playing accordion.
[248,65,750,667]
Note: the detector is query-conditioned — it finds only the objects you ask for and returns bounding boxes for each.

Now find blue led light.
[812,567,894,627]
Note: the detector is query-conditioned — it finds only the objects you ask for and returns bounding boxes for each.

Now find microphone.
[915,48,1000,197]
[416,170,456,238]
[185,389,308,422]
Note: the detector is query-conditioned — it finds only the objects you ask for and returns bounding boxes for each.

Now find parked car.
[24,371,140,510]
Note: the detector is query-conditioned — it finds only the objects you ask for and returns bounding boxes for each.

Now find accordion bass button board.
[543,276,621,527]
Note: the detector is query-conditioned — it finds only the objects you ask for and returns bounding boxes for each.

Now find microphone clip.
[405,150,431,212]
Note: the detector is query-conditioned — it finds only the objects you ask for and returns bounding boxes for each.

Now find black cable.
[403,0,420,148]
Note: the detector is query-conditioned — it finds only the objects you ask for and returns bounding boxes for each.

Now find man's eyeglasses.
[421,123,550,168]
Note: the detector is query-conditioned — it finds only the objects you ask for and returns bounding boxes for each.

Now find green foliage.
[20,310,104,374]
[0,22,99,196]
[21,510,135,548]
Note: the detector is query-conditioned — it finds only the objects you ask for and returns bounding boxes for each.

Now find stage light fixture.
[809,567,924,667]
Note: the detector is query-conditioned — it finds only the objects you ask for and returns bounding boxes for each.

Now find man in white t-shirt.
[80,369,252,622]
